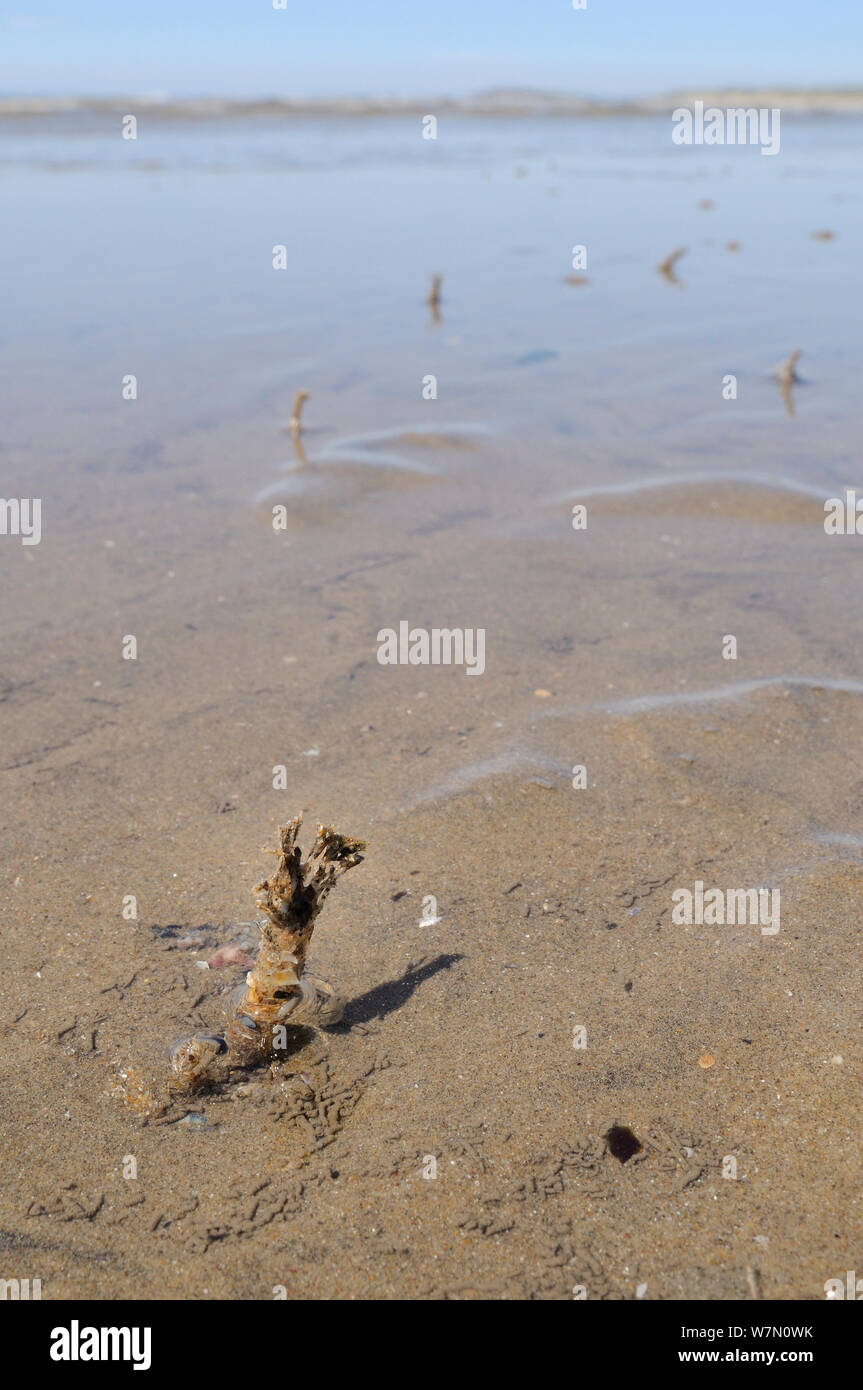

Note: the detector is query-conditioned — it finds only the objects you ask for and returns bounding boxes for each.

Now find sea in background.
[4,104,862,788]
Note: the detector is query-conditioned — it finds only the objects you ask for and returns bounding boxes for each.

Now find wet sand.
[1,109,861,1299]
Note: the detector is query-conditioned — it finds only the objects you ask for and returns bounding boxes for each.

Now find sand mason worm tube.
[169,816,365,1090]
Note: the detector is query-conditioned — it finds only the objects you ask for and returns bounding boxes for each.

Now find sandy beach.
[1,99,861,1300]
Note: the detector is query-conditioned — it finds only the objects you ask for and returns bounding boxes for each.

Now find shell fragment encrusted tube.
[169,816,364,1091]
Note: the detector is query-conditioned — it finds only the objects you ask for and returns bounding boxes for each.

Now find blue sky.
[2,1,861,97]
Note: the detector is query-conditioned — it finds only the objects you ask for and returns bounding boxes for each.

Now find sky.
[1,1,861,98]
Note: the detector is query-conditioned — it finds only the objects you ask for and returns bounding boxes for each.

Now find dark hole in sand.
[605,1124,643,1163]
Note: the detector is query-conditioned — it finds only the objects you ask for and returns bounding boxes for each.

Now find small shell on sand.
[208,945,256,969]
[168,1033,228,1088]
[288,972,345,1027]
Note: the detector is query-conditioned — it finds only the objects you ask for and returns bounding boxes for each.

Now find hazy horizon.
[4,83,863,106]
[2,1,860,99]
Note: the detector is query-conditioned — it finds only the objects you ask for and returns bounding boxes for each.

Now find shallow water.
[3,100,863,810]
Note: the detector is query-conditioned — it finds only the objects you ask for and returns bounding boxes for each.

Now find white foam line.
[284,421,492,478]
[397,749,570,812]
[251,446,436,502]
[321,421,491,453]
[556,471,828,504]
[543,675,863,718]
[310,446,435,473]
